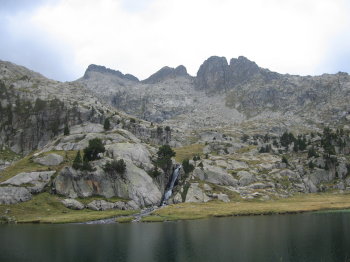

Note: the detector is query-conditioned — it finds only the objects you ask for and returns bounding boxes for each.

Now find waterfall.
[160,165,182,206]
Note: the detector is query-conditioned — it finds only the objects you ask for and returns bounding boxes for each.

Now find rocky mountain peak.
[142,65,190,84]
[229,56,259,74]
[195,56,230,91]
[83,64,139,82]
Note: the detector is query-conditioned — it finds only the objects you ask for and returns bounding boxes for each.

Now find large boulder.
[337,162,348,179]
[61,199,85,210]
[185,183,211,203]
[0,187,32,204]
[53,160,161,207]
[279,169,299,181]
[87,200,115,211]
[193,166,238,186]
[106,143,153,171]
[309,168,333,185]
[237,171,256,186]
[34,153,64,166]
[1,171,56,193]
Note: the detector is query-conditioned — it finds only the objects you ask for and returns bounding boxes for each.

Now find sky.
[0,0,350,81]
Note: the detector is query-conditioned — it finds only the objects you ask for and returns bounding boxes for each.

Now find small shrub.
[148,167,161,178]
[83,138,105,161]
[165,126,171,132]
[72,151,82,170]
[81,159,94,171]
[241,134,249,143]
[104,159,126,175]
[104,118,111,130]
[182,159,194,174]
[64,124,70,136]
[307,147,319,158]
[198,162,204,169]
[282,156,289,165]
[193,155,200,161]
[308,161,315,169]
[157,126,163,135]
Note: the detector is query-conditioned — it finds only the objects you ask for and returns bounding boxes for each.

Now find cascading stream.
[161,165,181,206]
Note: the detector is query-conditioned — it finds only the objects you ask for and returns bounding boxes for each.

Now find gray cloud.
[0,0,78,81]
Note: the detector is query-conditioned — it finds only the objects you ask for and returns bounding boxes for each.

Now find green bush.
[148,167,161,178]
[72,151,82,170]
[182,159,194,174]
[104,159,126,175]
[307,147,319,158]
[156,145,175,171]
[104,118,111,130]
[64,124,70,136]
[83,138,105,161]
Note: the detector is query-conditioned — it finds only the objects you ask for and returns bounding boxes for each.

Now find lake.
[0,211,349,262]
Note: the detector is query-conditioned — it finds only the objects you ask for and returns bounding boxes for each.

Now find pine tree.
[72,151,82,170]
[64,124,70,136]
[104,118,111,130]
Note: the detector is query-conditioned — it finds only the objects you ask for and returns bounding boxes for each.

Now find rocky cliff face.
[195,56,230,92]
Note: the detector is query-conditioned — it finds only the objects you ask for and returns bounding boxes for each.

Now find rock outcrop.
[61,199,85,210]
[0,187,32,204]
[195,56,230,92]
[53,162,162,208]
[83,64,139,82]
[34,153,64,166]
[142,65,190,84]
[1,171,56,193]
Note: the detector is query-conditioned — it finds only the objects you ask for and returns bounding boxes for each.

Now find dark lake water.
[0,211,350,262]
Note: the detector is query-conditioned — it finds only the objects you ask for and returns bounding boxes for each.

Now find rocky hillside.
[77,56,350,140]
[0,57,349,223]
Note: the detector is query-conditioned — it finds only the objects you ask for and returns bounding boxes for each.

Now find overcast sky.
[0,0,350,81]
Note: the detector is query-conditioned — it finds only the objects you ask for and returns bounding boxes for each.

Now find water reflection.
[0,212,349,262]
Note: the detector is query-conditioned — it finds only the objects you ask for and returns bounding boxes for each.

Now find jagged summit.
[83,64,139,82]
[142,65,191,84]
[195,55,280,91]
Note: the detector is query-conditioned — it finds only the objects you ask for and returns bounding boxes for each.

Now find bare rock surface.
[0,187,32,204]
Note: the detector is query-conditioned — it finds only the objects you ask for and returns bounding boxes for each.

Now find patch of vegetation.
[0,150,77,183]
[174,144,204,162]
[281,155,289,165]
[182,159,194,174]
[76,196,128,205]
[151,193,350,221]
[64,124,70,136]
[116,216,134,223]
[103,159,126,175]
[72,151,82,170]
[0,148,20,161]
[181,182,191,202]
[104,118,111,130]
[0,193,136,224]
[156,145,176,171]
[235,145,257,154]
[83,138,105,161]
[148,167,161,178]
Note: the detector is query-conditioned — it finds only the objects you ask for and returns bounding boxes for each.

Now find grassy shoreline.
[0,193,137,224]
[1,193,350,224]
[142,193,350,222]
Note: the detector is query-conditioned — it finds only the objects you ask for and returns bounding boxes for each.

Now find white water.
[161,165,181,205]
